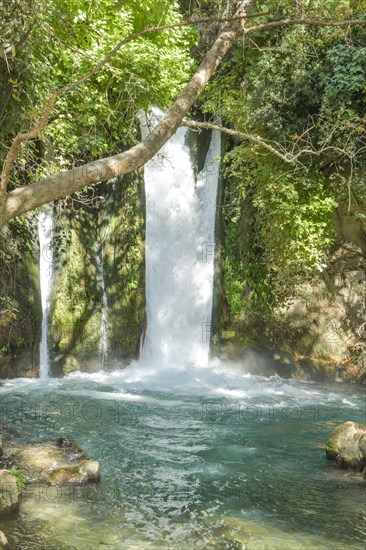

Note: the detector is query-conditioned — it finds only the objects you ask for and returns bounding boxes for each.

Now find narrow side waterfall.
[96,211,113,370]
[96,243,109,370]
[140,109,220,368]
[37,205,54,379]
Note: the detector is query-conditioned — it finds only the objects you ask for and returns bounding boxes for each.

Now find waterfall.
[96,220,111,370]
[37,205,54,379]
[96,245,109,370]
[139,109,220,368]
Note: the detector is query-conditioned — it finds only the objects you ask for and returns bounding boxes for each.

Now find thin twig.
[181,120,318,164]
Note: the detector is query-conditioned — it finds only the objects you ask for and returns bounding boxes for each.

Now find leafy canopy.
[199,0,366,317]
[0,0,196,181]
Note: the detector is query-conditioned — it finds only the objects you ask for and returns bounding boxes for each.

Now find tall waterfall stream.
[140,108,220,368]
[96,223,111,371]
[37,205,54,380]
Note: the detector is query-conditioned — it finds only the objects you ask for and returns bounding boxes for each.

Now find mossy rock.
[62,355,80,375]
[7,436,100,486]
[325,421,366,472]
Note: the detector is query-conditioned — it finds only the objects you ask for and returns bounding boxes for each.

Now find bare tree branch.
[0,3,266,203]
[1,0,256,225]
[181,120,317,163]
[243,17,366,36]
[0,92,58,198]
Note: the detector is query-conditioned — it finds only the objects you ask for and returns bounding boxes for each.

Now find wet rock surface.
[3,436,100,486]
[0,470,20,517]
[326,421,366,473]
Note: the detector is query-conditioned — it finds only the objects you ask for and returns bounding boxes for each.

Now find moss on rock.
[48,175,145,373]
[0,215,41,376]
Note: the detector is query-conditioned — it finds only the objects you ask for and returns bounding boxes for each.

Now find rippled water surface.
[1,361,365,549]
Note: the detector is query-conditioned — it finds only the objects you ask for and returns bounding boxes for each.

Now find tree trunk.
[1,0,256,226]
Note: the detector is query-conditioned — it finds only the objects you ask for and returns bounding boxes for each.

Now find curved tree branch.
[1,0,256,225]
[181,120,318,163]
[1,3,265,202]
[243,17,366,36]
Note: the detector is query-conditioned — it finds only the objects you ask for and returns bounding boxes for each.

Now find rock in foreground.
[0,469,20,516]
[8,436,100,486]
[326,421,366,472]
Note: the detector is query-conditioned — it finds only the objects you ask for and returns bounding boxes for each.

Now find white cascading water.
[37,205,54,379]
[97,188,115,370]
[139,109,220,368]
[96,240,109,370]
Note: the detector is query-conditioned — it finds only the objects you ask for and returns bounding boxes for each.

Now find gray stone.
[0,470,20,516]
[326,421,366,472]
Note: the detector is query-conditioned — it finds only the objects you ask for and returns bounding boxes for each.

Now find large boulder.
[8,436,100,486]
[0,469,20,516]
[0,530,9,549]
[326,421,366,471]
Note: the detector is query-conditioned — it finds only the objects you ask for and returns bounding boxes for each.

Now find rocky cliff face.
[334,204,366,256]
[267,242,365,382]
[48,176,145,375]
[0,216,41,378]
[265,203,366,382]
[0,175,145,378]
[217,201,366,383]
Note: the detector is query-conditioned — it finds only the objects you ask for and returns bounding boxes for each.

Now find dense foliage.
[0,0,195,183]
[199,0,366,319]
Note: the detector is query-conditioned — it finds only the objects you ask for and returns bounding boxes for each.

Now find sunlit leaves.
[0,0,196,186]
[199,0,366,317]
